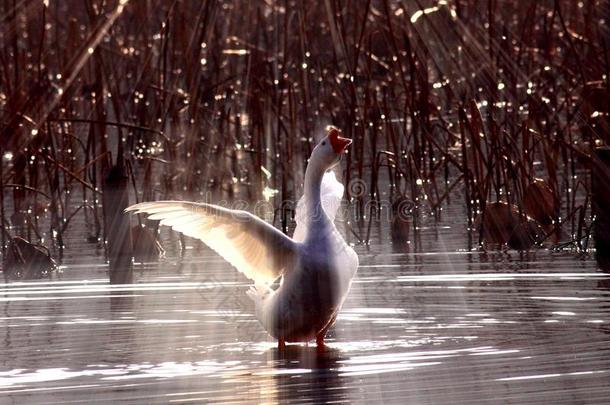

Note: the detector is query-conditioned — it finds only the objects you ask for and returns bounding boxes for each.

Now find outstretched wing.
[126,201,298,284]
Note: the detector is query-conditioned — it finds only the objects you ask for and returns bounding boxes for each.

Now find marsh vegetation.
[0,0,609,267]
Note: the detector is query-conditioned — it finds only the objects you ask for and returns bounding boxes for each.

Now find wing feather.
[126,201,298,284]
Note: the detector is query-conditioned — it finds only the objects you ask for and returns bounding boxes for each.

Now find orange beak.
[328,126,352,154]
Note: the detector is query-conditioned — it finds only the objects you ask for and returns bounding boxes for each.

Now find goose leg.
[278,338,286,350]
[316,312,337,352]
[316,333,326,352]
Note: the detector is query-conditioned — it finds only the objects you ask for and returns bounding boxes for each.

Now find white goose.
[126,126,359,349]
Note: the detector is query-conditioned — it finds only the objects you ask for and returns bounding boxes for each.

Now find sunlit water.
[2,211,610,404]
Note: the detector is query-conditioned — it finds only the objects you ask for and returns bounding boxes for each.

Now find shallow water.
[2,213,610,404]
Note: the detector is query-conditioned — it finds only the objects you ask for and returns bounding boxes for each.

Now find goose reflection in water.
[270,345,346,404]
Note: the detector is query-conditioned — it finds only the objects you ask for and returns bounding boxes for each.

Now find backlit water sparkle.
[2,231,610,404]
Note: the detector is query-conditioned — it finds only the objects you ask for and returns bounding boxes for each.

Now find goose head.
[310,126,352,170]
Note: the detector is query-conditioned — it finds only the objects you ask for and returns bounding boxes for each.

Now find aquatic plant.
[0,0,606,266]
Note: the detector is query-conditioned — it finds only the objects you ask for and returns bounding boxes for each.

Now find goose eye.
[321,141,326,146]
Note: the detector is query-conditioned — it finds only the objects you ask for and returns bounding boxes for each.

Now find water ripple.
[1,249,610,403]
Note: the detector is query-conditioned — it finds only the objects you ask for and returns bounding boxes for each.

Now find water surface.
[1,218,610,404]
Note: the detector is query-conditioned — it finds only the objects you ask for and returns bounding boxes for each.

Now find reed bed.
[0,0,608,262]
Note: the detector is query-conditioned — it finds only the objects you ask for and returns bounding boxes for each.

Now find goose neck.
[304,159,325,219]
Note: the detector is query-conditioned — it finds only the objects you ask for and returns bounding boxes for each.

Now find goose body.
[126,127,358,347]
